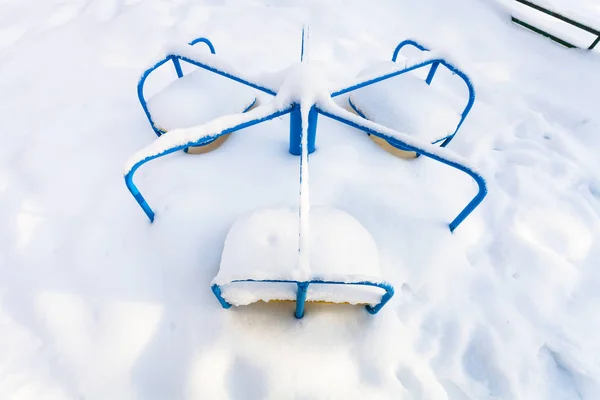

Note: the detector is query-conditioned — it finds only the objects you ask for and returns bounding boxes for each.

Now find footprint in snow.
[494,167,520,196]
[432,319,462,369]
[226,356,267,400]
[461,326,512,398]
[396,366,425,399]
[395,364,450,399]
[538,345,584,400]
[439,379,472,400]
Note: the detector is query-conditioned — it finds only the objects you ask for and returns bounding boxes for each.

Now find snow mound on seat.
[147,67,257,132]
[213,207,387,306]
[349,61,465,144]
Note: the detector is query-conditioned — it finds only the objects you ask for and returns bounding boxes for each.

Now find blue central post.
[288,26,318,156]
[289,104,318,155]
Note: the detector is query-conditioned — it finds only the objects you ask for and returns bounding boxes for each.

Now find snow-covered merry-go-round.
[124,28,487,318]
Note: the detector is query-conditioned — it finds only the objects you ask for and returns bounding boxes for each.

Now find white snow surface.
[2,1,600,399]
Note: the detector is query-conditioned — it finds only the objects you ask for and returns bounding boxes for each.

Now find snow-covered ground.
[1,0,600,399]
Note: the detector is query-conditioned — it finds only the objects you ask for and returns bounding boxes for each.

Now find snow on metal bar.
[164,42,279,96]
[330,50,453,97]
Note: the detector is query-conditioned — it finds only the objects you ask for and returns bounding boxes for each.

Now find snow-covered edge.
[331,49,456,95]
[316,96,482,174]
[212,272,390,286]
[162,42,281,95]
[123,103,282,174]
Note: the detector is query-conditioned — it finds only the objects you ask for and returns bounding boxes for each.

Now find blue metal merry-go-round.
[124,28,487,318]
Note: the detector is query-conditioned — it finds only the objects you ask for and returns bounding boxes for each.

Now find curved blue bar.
[211,284,231,309]
[333,57,475,149]
[138,38,217,138]
[392,39,438,85]
[137,57,172,137]
[124,107,293,222]
[211,279,395,318]
[316,106,487,232]
[391,39,430,61]
[176,38,217,79]
[189,37,216,54]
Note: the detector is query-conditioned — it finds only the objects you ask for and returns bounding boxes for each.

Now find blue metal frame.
[211,279,395,319]
[136,37,273,152]
[347,39,475,149]
[289,103,318,155]
[126,35,487,318]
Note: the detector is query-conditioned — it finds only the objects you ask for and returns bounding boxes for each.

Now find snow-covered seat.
[349,61,464,158]
[211,207,394,317]
[146,67,257,153]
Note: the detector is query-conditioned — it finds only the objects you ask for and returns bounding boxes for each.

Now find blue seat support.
[211,279,395,319]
